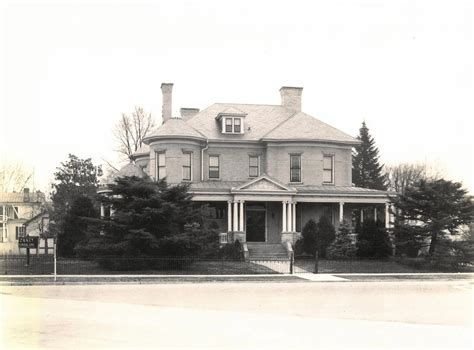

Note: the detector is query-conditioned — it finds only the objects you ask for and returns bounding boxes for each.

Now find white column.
[374,207,378,222]
[339,202,344,223]
[282,201,287,232]
[385,203,390,229]
[291,202,296,232]
[360,209,364,224]
[100,204,105,218]
[233,201,238,231]
[227,201,232,232]
[239,201,244,232]
[287,201,292,232]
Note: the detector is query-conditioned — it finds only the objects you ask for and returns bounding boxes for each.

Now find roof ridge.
[298,111,357,140]
[260,111,299,139]
[215,102,281,107]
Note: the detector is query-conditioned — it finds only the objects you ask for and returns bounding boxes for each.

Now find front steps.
[246,243,289,260]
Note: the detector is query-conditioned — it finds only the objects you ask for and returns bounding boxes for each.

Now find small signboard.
[19,236,39,249]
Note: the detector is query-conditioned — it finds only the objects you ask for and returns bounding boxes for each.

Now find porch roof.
[190,181,391,198]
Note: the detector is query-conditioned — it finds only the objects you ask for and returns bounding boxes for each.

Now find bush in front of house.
[301,217,336,257]
[356,219,393,258]
[302,219,318,255]
[326,221,357,259]
[218,240,243,260]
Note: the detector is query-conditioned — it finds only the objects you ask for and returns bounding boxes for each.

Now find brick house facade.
[111,83,393,251]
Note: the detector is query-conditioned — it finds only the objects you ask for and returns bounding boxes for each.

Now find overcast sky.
[1,0,473,194]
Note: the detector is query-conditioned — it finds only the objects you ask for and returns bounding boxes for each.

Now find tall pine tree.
[352,122,387,190]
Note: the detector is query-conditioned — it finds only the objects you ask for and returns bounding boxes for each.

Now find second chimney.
[280,86,303,112]
[180,108,200,121]
[161,83,173,123]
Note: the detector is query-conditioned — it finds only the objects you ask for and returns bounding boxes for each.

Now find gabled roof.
[232,174,296,193]
[262,112,359,145]
[216,106,247,120]
[143,118,206,144]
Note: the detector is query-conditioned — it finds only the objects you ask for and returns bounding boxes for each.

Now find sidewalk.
[0,272,472,285]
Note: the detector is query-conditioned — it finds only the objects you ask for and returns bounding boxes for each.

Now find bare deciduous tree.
[385,162,441,195]
[0,161,35,192]
[113,106,155,161]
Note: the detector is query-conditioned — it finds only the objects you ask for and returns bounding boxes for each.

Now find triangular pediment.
[233,175,295,192]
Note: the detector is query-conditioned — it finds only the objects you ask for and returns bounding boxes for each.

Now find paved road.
[1,280,472,349]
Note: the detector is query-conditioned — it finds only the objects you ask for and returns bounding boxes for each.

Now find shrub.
[293,238,305,256]
[302,219,318,255]
[357,219,393,258]
[316,216,336,258]
[326,221,357,259]
[218,240,243,260]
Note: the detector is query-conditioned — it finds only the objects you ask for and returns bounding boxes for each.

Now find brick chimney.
[180,108,200,121]
[161,83,173,123]
[280,86,303,112]
[23,188,30,202]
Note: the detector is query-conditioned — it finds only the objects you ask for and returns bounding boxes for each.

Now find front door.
[246,204,266,242]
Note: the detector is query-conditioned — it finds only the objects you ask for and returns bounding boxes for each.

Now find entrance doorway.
[246,203,266,242]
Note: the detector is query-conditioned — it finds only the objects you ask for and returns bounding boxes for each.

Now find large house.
[108,83,391,254]
[0,189,51,255]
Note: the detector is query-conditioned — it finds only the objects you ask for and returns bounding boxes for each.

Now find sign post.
[53,237,57,282]
[19,236,39,266]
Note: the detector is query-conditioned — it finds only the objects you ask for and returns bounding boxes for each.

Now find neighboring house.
[104,83,392,252]
[0,188,50,255]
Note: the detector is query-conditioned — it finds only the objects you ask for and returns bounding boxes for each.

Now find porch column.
[287,201,292,232]
[374,207,378,222]
[360,209,364,224]
[100,204,105,218]
[339,202,344,223]
[239,201,244,232]
[291,202,296,232]
[282,201,287,232]
[385,202,390,229]
[233,201,238,231]
[227,201,232,232]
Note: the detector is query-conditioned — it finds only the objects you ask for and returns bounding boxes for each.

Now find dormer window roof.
[216,107,247,135]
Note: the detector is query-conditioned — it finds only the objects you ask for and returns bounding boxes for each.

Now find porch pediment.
[231,175,296,193]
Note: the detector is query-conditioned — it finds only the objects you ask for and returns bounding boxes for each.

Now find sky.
[0,0,473,194]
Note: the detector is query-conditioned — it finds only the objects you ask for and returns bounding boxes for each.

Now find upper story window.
[209,155,220,179]
[249,156,259,178]
[323,155,334,184]
[15,226,26,240]
[222,117,244,134]
[290,154,301,183]
[182,152,192,181]
[156,152,166,180]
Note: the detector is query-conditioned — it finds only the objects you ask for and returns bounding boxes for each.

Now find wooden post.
[313,250,319,274]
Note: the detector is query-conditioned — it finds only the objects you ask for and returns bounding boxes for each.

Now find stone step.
[247,243,289,259]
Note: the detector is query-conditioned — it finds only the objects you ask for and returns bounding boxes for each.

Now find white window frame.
[289,154,302,183]
[182,151,193,182]
[322,154,335,184]
[249,155,260,178]
[221,117,244,134]
[156,151,166,180]
[209,155,220,179]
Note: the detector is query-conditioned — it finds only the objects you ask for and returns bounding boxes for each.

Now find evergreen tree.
[77,176,200,258]
[352,122,387,190]
[58,196,97,257]
[392,178,473,256]
[326,221,357,259]
[316,216,336,258]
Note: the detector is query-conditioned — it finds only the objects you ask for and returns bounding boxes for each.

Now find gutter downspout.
[201,140,209,182]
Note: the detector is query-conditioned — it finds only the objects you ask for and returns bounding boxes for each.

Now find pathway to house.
[1,279,472,348]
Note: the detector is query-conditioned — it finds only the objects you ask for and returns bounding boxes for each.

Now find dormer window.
[216,108,247,135]
[222,117,243,134]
